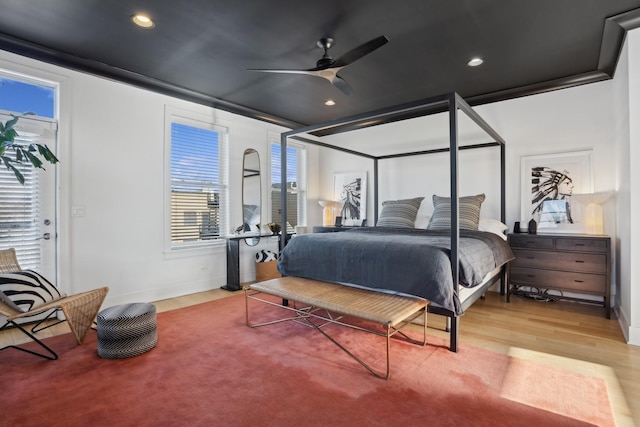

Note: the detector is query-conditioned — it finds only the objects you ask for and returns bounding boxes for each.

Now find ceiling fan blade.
[331,75,352,96]
[332,35,389,68]
[247,68,316,76]
[250,66,351,95]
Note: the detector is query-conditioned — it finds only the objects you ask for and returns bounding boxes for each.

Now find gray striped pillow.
[376,197,424,228]
[0,270,66,313]
[427,194,485,230]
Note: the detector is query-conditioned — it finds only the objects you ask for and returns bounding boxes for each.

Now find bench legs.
[245,288,427,380]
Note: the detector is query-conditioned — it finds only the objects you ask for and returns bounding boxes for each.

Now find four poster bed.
[276,92,513,352]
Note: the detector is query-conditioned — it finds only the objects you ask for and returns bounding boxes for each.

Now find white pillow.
[478,218,508,240]
[414,214,431,229]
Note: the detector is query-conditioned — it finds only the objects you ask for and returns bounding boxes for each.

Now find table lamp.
[572,191,615,235]
[318,200,341,226]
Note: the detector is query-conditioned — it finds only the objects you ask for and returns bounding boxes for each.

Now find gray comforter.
[277,227,514,315]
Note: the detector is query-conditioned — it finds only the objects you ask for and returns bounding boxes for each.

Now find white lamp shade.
[583,203,604,234]
[572,191,614,235]
[318,200,342,226]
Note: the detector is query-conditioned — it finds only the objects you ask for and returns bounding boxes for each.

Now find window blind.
[170,122,223,246]
[0,114,57,270]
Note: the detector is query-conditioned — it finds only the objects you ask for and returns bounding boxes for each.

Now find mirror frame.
[242,148,261,246]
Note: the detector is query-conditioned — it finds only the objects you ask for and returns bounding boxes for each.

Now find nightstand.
[507,233,611,318]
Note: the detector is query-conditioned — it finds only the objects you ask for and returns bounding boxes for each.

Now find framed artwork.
[520,150,593,234]
[334,171,367,226]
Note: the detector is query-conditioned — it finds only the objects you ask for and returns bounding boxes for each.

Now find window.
[0,77,55,119]
[271,139,306,231]
[167,109,227,249]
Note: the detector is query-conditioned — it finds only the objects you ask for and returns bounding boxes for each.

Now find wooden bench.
[244,276,428,379]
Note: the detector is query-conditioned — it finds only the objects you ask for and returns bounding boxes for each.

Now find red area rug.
[1,295,614,426]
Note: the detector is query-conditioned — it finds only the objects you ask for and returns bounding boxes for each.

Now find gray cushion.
[0,270,66,312]
[376,197,425,228]
[427,194,485,230]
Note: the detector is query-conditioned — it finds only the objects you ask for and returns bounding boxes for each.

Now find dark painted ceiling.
[1,1,639,131]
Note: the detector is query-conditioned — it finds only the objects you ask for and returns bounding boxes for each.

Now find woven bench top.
[248,277,428,327]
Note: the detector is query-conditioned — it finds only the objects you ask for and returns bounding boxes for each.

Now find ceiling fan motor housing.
[316,38,335,68]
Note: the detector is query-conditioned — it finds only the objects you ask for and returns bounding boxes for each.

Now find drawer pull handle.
[526,274,535,278]
[526,256,535,259]
[575,260,585,263]
[575,244,585,246]
[574,280,584,283]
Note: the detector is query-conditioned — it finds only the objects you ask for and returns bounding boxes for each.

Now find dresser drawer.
[508,235,553,250]
[511,249,607,274]
[510,267,606,294]
[555,237,608,253]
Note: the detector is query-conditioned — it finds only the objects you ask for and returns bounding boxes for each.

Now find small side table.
[223,233,290,291]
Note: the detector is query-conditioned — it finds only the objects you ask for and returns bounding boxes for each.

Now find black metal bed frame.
[278,91,506,352]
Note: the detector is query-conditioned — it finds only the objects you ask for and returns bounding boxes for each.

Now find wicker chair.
[0,248,21,273]
[0,248,65,334]
[0,248,109,360]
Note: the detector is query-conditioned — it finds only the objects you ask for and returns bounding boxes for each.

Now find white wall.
[617,28,640,345]
[0,49,322,307]
[613,31,633,343]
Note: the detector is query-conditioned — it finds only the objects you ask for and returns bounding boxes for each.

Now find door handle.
[37,233,51,240]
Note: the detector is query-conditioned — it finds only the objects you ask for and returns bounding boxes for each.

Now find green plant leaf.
[3,128,17,142]
[9,163,25,185]
[1,156,25,185]
[1,113,56,184]
[37,144,59,163]
[4,115,20,131]
[25,151,44,169]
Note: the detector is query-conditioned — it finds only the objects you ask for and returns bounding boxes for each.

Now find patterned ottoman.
[97,303,157,359]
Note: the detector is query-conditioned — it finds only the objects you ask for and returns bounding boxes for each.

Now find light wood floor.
[2,289,638,426]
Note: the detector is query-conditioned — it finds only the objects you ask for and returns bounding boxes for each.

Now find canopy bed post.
[500,142,507,295]
[448,93,461,353]
[373,158,379,224]
[454,93,508,297]
[501,142,506,224]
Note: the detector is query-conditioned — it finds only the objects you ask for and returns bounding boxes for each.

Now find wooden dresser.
[507,233,611,318]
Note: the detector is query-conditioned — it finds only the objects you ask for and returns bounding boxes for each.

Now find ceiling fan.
[248,35,389,96]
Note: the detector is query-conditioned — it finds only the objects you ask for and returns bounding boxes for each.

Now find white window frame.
[269,133,307,228]
[163,105,228,254]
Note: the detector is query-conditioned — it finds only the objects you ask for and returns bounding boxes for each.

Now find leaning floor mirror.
[242,148,261,246]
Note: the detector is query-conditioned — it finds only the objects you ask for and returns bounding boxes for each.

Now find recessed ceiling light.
[132,14,155,28]
[467,57,483,67]
[325,99,336,106]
